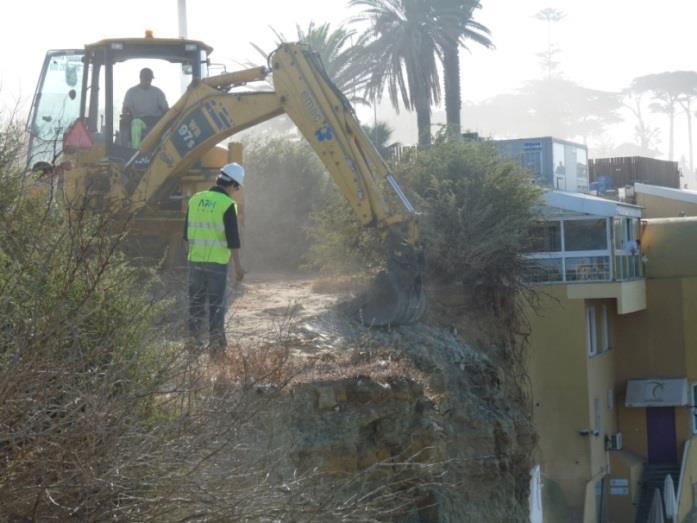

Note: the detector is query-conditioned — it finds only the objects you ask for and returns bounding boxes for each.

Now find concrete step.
[635,465,680,523]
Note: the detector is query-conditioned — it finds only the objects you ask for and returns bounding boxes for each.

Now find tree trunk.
[669,102,675,161]
[442,42,461,137]
[416,103,432,147]
[408,62,432,147]
[686,100,693,174]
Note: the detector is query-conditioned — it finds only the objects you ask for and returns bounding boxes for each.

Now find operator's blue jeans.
[188,261,228,348]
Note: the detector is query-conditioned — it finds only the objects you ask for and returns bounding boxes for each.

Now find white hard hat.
[218,162,245,186]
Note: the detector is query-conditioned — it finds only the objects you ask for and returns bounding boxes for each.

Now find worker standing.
[184,163,245,353]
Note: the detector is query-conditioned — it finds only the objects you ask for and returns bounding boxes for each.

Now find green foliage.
[242,138,333,272]
[305,189,385,274]
[352,0,442,145]
[400,139,541,290]
[306,138,541,300]
[362,121,395,158]
[251,21,370,100]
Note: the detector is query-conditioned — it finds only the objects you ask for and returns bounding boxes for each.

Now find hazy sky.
[2,0,695,156]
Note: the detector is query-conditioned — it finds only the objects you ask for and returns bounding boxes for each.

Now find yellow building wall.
[616,403,647,458]
[607,450,644,523]
[642,218,697,278]
[677,408,692,453]
[527,287,617,516]
[613,279,685,383]
[587,337,616,478]
[683,278,697,382]
[637,192,697,218]
[612,279,688,462]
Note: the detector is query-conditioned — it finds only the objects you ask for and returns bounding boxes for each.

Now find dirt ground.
[225,273,354,346]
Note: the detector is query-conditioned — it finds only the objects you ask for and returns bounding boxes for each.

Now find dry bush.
[0,145,178,519]
[0,120,450,522]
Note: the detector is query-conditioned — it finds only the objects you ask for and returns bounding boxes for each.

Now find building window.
[524,216,629,284]
[566,256,611,282]
[564,219,608,251]
[692,383,697,435]
[576,147,589,192]
[594,397,603,435]
[587,306,598,357]
[601,304,611,351]
[527,221,562,252]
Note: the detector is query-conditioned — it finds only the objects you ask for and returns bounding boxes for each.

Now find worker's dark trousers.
[188,261,228,349]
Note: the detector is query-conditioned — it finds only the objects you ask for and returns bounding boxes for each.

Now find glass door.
[26,50,85,166]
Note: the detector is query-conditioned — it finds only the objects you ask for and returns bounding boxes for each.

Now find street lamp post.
[178,0,188,92]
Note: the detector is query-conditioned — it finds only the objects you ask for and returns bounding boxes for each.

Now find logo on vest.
[198,199,216,209]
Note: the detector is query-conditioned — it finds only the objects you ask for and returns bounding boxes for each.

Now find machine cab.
[27,35,212,167]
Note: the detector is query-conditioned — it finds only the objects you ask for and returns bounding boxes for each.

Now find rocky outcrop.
[256,317,535,522]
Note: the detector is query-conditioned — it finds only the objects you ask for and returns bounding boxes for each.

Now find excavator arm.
[129,43,425,325]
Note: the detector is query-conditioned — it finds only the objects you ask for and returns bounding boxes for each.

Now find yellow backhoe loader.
[26,34,424,326]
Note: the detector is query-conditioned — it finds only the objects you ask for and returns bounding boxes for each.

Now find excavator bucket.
[354,233,426,327]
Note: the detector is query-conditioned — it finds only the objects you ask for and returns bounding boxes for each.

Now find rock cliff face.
[233,278,535,522]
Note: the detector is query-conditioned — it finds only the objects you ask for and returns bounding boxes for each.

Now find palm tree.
[433,0,493,136]
[251,22,369,99]
[352,0,442,146]
[361,121,395,157]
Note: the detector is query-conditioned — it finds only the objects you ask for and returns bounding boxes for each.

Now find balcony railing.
[524,253,643,284]
[614,253,644,280]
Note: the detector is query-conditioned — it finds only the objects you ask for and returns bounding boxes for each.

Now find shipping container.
[589,157,680,190]
[493,137,589,192]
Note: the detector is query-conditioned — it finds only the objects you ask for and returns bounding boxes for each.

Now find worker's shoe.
[185,337,205,355]
[208,336,227,357]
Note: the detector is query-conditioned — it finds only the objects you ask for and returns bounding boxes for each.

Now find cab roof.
[85,37,213,55]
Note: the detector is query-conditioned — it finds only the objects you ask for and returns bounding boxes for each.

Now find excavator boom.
[42,40,425,326]
[269,44,425,325]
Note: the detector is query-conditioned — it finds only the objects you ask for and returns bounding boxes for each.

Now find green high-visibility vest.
[187,190,237,264]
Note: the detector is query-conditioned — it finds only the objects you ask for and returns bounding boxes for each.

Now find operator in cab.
[121,67,169,147]
[184,162,246,354]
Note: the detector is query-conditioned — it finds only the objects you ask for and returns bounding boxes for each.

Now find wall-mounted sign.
[625,378,688,407]
[609,478,629,487]
[610,486,629,496]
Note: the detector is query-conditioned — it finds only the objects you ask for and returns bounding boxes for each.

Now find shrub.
[399,139,541,299]
[305,138,541,307]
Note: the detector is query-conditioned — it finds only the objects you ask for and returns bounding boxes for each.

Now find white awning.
[625,378,688,407]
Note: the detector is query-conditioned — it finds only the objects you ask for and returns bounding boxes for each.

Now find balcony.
[524,214,644,284]
[525,253,643,284]
[523,192,646,313]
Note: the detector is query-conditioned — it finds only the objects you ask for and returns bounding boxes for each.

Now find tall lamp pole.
[178,0,188,92]
[178,0,187,38]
